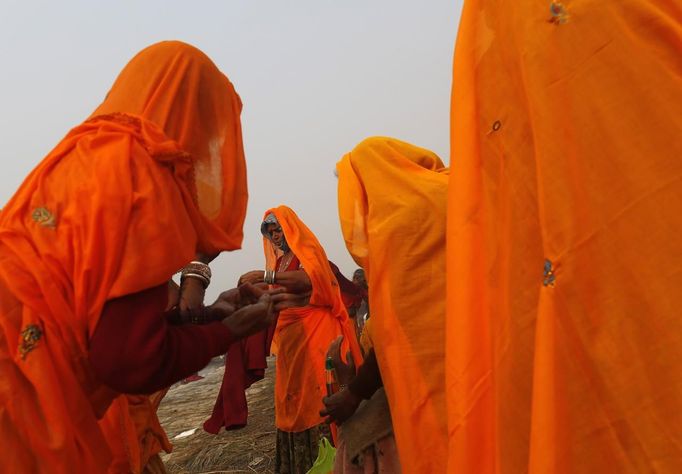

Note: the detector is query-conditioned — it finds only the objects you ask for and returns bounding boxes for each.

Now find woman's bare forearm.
[273,270,312,293]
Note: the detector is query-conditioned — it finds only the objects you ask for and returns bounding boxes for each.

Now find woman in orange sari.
[0,41,276,473]
[447,1,682,472]
[328,137,449,473]
[240,206,362,474]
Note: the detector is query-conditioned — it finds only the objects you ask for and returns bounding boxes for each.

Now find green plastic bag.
[306,436,336,474]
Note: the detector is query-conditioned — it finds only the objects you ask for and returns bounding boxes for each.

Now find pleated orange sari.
[264,206,362,434]
[0,41,246,473]
[447,1,682,472]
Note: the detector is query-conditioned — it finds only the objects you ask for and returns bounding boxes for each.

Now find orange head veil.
[261,206,347,318]
[336,137,449,473]
[92,40,247,255]
[336,136,448,274]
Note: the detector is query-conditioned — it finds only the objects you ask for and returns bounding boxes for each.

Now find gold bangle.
[181,261,212,287]
[181,272,210,288]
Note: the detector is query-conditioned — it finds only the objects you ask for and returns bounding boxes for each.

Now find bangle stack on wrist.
[264,269,276,284]
[180,261,212,288]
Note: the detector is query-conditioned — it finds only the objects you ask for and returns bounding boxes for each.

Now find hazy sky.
[0,0,462,300]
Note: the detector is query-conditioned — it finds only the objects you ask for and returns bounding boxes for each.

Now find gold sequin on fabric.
[543,259,556,287]
[19,324,43,360]
[31,207,57,228]
[549,2,569,24]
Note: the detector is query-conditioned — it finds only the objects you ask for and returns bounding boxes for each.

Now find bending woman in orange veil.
[240,206,362,474]
[0,41,276,473]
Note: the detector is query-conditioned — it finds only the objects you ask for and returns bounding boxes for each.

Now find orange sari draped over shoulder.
[336,138,449,473]
[0,41,247,473]
[265,206,362,433]
[447,1,682,472]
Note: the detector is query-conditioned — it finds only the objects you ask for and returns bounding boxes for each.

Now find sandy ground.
[158,357,277,474]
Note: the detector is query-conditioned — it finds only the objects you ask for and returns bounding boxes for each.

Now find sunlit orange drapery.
[265,206,362,433]
[100,392,172,474]
[446,1,682,472]
[0,41,246,473]
[337,137,449,473]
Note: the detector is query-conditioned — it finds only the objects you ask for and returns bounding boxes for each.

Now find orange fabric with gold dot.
[446,1,682,472]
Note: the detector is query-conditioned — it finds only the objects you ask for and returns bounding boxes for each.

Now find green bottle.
[325,357,339,396]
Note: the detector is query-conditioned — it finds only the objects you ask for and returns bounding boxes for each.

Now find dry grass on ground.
[158,357,277,474]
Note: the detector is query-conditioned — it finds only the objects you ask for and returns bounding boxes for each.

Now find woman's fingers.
[221,294,274,338]
[270,292,309,311]
[238,282,263,301]
[237,270,264,287]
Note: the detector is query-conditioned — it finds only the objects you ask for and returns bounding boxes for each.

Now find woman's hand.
[326,336,355,385]
[205,288,241,320]
[238,270,265,286]
[219,293,276,339]
[238,282,272,304]
[166,281,181,310]
[271,291,311,311]
[179,277,206,311]
[320,388,361,426]
[272,270,312,293]
[206,284,285,321]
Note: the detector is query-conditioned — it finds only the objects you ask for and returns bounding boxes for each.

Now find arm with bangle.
[89,257,278,394]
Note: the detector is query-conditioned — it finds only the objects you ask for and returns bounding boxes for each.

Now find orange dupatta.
[100,392,171,474]
[0,41,246,473]
[264,206,362,432]
[336,137,449,473]
[447,1,682,472]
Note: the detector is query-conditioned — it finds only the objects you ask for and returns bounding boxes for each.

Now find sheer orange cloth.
[264,206,362,432]
[336,138,449,473]
[100,392,172,474]
[447,1,682,472]
[0,41,246,473]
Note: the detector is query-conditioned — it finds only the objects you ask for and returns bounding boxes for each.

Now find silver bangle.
[181,261,211,288]
[181,272,210,288]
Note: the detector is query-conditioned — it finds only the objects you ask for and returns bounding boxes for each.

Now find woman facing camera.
[240,206,362,474]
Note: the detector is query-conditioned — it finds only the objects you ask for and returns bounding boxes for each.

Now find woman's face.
[266,223,285,250]
[353,270,367,288]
